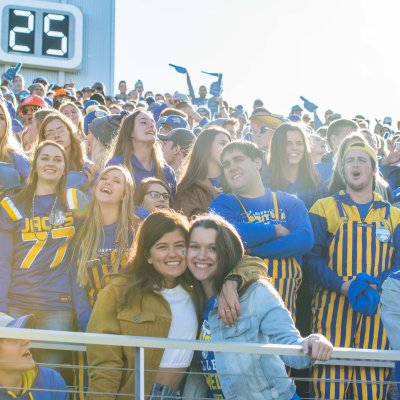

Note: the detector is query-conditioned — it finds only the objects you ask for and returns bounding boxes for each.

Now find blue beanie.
[84,110,108,135]
[348,273,381,316]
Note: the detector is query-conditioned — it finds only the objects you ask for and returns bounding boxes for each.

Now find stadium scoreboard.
[0,0,82,70]
[0,0,115,92]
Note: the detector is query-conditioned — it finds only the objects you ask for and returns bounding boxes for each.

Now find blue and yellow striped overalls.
[73,249,129,400]
[311,194,394,399]
[234,192,302,319]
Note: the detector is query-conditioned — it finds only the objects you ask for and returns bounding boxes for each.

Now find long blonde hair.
[107,109,166,187]
[0,100,23,162]
[75,165,138,286]
[90,137,111,170]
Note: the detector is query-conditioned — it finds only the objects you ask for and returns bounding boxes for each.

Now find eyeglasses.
[146,191,170,200]
[20,106,40,115]
[44,125,68,138]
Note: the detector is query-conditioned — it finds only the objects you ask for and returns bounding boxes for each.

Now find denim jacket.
[183,280,311,400]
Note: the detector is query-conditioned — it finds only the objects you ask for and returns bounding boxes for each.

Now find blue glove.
[348,273,380,316]
[2,63,22,81]
[300,96,318,113]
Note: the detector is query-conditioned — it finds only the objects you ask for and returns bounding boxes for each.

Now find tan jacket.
[86,256,268,399]
[175,181,219,218]
[86,277,182,399]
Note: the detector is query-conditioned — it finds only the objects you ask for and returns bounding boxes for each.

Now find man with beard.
[306,141,400,399]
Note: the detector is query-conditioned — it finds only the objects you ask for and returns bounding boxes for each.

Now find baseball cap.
[383,116,392,125]
[161,115,189,130]
[32,76,48,86]
[54,88,75,99]
[250,108,287,129]
[92,82,105,91]
[172,92,190,103]
[158,128,196,150]
[84,110,109,134]
[0,312,32,328]
[291,104,303,112]
[83,100,100,112]
[18,95,47,113]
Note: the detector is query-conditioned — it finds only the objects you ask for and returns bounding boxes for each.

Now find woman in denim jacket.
[184,214,333,400]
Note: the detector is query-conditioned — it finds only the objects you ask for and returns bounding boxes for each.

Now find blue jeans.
[8,306,74,382]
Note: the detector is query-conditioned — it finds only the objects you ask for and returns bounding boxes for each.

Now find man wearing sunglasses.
[17,95,47,128]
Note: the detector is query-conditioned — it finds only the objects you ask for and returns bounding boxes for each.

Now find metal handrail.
[1,327,399,399]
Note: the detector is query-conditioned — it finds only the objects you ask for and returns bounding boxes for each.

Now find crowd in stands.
[1,61,400,399]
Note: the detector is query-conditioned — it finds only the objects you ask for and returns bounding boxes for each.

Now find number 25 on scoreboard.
[0,0,82,70]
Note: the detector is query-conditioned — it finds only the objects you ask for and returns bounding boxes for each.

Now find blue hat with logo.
[161,115,189,130]
[83,100,100,112]
[84,110,108,134]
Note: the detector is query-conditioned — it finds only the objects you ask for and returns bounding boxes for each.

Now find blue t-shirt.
[354,200,373,220]
[199,295,224,399]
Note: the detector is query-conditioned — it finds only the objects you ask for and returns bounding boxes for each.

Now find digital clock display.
[0,0,82,70]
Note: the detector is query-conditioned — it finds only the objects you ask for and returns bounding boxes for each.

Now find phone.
[395,142,400,152]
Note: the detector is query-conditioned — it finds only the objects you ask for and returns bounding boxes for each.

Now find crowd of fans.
[0,62,400,399]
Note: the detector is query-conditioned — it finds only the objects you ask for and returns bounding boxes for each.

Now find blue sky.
[115,0,400,123]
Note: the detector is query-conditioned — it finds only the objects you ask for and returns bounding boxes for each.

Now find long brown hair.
[268,123,319,190]
[0,100,23,163]
[120,209,197,307]
[177,127,231,194]
[108,109,166,187]
[37,111,86,171]
[15,141,68,212]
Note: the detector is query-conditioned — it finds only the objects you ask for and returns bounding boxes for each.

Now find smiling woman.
[72,165,138,309]
[266,123,326,209]
[107,109,176,194]
[0,140,90,377]
[86,209,198,399]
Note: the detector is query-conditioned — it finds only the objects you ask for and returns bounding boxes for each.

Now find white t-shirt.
[159,284,198,368]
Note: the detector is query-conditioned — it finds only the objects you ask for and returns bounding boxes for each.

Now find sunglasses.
[146,191,170,200]
[21,106,40,115]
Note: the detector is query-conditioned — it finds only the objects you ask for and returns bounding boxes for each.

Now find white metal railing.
[0,327,399,399]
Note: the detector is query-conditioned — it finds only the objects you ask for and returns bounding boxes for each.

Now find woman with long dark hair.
[106,109,176,193]
[266,123,326,209]
[184,214,333,400]
[175,127,231,217]
[86,210,198,399]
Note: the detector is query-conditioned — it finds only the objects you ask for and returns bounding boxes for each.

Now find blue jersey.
[0,366,68,399]
[106,154,176,195]
[0,189,89,313]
